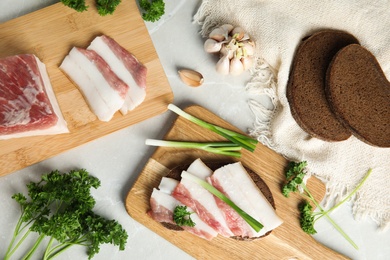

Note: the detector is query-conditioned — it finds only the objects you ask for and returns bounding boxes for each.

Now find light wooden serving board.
[125,106,348,260]
[0,0,173,177]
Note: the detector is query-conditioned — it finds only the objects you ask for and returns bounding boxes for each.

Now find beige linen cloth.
[194,0,390,230]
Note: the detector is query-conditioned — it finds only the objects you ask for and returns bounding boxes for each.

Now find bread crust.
[158,161,275,240]
[326,44,390,147]
[287,30,359,141]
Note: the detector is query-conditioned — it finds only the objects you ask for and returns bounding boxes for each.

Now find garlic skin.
[204,24,255,76]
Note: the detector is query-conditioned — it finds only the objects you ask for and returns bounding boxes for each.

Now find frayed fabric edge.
[193,0,221,37]
[246,58,279,148]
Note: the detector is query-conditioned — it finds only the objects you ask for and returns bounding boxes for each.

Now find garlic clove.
[231,27,245,41]
[209,27,228,42]
[230,57,244,76]
[241,41,255,56]
[241,56,254,71]
[220,24,234,33]
[216,55,230,75]
[204,38,223,53]
[178,69,204,87]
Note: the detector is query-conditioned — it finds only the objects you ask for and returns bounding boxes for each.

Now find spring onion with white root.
[181,171,263,232]
[145,139,242,158]
[167,104,258,152]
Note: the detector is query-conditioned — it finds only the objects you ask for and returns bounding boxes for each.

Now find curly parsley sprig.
[173,206,195,227]
[282,161,372,250]
[139,0,165,22]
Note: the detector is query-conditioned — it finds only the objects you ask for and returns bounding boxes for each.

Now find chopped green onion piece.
[168,104,258,152]
[145,139,242,158]
[181,171,263,232]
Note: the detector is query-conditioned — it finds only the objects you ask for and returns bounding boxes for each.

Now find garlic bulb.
[203,24,255,76]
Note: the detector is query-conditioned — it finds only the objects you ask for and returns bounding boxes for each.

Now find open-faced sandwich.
[148,158,283,241]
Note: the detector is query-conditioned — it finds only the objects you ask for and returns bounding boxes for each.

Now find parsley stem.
[22,234,45,260]
[4,229,31,260]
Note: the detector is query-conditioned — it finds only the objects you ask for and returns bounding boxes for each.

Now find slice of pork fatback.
[88,35,147,114]
[210,162,283,237]
[0,54,68,139]
[186,159,252,237]
[172,160,234,237]
[148,177,218,240]
[60,47,129,122]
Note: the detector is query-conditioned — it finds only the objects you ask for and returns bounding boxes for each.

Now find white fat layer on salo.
[213,162,283,236]
[0,55,68,140]
[60,47,124,122]
[181,161,234,237]
[88,36,146,114]
[155,178,218,238]
[186,158,213,179]
[158,177,180,194]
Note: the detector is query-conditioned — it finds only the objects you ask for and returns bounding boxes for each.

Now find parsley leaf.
[139,0,165,22]
[61,0,89,12]
[298,201,317,235]
[282,161,307,197]
[173,206,195,227]
[96,0,121,16]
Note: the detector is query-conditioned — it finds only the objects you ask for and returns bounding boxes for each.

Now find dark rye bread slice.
[158,161,275,241]
[326,44,390,147]
[287,30,359,141]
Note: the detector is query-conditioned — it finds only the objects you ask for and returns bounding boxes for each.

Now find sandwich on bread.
[148,159,283,241]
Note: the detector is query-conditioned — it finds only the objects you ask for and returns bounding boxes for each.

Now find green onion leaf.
[145,139,242,158]
[168,104,258,152]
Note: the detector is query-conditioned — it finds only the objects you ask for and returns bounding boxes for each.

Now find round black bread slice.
[159,161,275,241]
[287,30,359,141]
[326,44,390,147]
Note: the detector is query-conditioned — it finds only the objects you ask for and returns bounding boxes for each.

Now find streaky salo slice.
[172,160,234,237]
[88,35,147,114]
[60,47,129,122]
[148,177,218,240]
[210,162,283,237]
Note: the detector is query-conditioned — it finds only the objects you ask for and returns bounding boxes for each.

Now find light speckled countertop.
[0,1,389,259]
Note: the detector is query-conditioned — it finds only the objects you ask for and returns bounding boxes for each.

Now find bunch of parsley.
[4,169,128,260]
[282,161,372,250]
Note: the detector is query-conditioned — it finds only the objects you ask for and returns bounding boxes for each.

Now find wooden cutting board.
[125,105,348,260]
[0,0,173,177]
